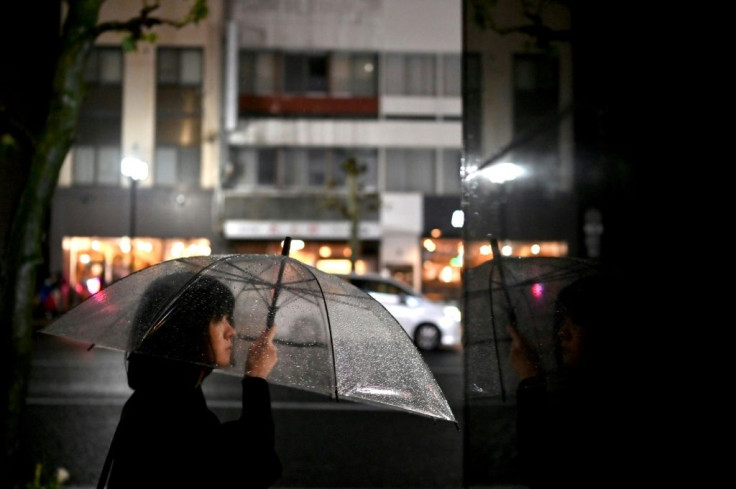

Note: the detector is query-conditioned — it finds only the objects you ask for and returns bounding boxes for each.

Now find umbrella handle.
[490,237,517,327]
[490,237,515,402]
[266,237,292,329]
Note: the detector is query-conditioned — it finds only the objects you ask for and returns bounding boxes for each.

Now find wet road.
[25,334,466,488]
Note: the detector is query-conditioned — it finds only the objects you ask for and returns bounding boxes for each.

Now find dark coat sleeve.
[213,376,282,488]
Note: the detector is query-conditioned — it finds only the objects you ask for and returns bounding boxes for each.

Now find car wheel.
[414,324,440,351]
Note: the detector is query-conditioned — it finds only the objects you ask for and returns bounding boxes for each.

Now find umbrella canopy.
[464,251,601,401]
[41,252,456,423]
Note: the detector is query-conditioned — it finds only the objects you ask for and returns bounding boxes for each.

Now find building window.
[256,149,278,185]
[72,47,123,186]
[225,147,378,190]
[239,51,277,95]
[238,50,379,117]
[284,53,329,94]
[73,146,121,185]
[386,149,435,192]
[442,54,461,97]
[240,50,379,97]
[155,47,203,187]
[331,52,378,96]
[512,53,560,190]
[441,149,462,194]
[384,53,436,96]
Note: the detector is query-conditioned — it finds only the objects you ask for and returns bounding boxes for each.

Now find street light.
[121,156,149,272]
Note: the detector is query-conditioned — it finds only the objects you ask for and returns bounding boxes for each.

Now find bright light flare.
[86,277,102,295]
[121,156,149,181]
[481,162,526,184]
[531,282,544,298]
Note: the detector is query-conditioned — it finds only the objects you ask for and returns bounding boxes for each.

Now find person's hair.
[553,273,616,371]
[126,272,235,390]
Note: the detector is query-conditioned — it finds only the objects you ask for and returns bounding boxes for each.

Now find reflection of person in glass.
[100,274,282,488]
[507,274,621,489]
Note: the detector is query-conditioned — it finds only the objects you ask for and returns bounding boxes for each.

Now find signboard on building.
[223,220,382,239]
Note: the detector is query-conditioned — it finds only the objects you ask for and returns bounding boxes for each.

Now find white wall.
[228,119,461,148]
[231,0,460,52]
[380,193,423,290]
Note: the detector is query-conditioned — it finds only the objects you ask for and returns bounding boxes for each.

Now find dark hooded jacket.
[514,275,629,489]
[100,273,282,488]
[105,369,281,488]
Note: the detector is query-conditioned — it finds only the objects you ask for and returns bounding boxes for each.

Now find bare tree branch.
[471,0,571,48]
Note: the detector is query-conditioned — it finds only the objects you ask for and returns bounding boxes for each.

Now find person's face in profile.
[557,315,587,367]
[209,315,236,367]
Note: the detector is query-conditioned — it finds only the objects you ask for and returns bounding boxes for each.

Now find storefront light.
[451,210,464,228]
[119,238,131,254]
[440,266,454,283]
[86,277,102,295]
[170,241,185,257]
[449,243,464,267]
[317,259,352,275]
[137,240,153,253]
[288,239,305,251]
[423,239,436,252]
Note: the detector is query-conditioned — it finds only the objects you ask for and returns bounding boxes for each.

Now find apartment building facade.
[48,0,575,305]
[50,0,226,303]
[219,0,463,296]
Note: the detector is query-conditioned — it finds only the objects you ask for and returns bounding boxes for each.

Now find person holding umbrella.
[98,273,282,488]
[506,274,628,489]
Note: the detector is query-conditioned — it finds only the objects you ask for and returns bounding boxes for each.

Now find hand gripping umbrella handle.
[266,236,291,329]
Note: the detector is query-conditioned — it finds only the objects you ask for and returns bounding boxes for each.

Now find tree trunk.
[0,0,102,481]
[347,166,360,272]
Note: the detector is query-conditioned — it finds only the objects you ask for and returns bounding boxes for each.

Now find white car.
[336,273,462,351]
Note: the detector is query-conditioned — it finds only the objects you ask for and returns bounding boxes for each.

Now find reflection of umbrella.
[464,244,600,401]
[41,245,456,424]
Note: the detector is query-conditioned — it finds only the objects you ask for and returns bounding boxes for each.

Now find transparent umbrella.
[464,239,601,401]
[41,240,456,424]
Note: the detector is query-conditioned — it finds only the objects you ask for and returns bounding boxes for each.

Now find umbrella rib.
[217,260,336,310]
[234,335,329,349]
[488,266,508,402]
[489,260,598,289]
[303,269,340,402]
